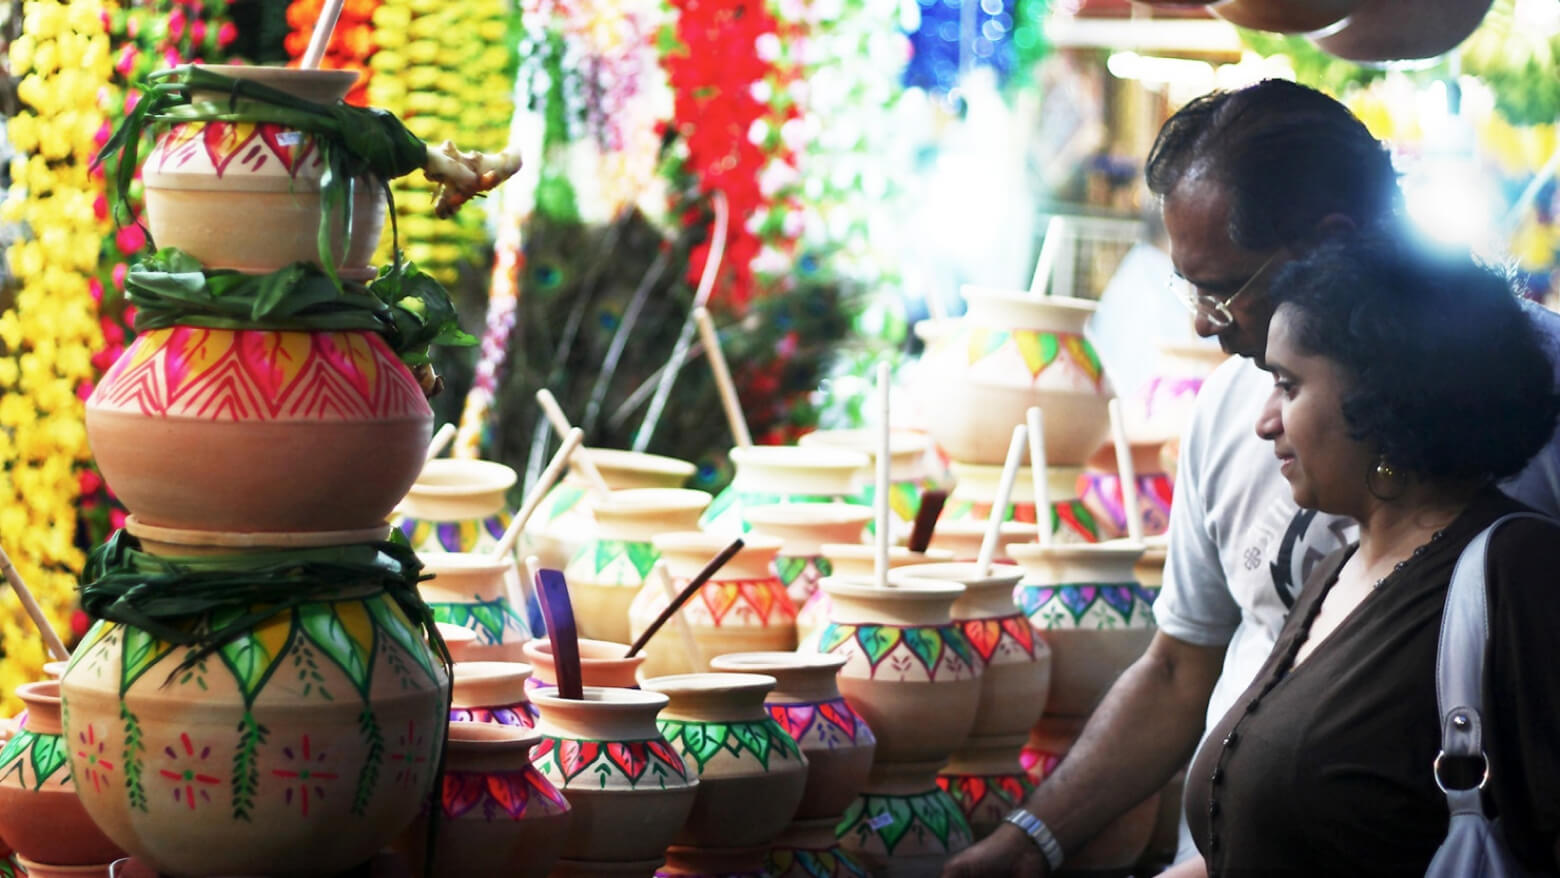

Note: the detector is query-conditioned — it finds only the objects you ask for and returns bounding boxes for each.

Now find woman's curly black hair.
[1267,230,1559,482]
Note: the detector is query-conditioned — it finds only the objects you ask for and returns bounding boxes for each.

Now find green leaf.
[624,541,659,578]
[467,602,506,643]
[365,597,437,684]
[662,720,727,771]
[909,790,952,847]
[775,555,810,587]
[901,628,945,677]
[218,627,280,705]
[593,539,626,574]
[120,626,171,694]
[730,721,770,769]
[0,730,31,773]
[300,603,375,699]
[29,732,68,791]
[874,795,916,853]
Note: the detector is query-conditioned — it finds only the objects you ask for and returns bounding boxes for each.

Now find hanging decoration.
[902,0,1021,97]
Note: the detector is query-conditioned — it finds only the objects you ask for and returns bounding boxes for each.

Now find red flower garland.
[285,0,379,106]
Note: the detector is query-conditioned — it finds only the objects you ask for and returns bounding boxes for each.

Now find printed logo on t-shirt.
[1268,508,1354,611]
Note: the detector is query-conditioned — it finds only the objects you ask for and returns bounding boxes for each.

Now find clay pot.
[526,448,696,570]
[16,860,114,878]
[419,553,531,663]
[1134,537,1169,589]
[522,638,644,692]
[562,489,712,644]
[398,459,517,555]
[397,723,570,878]
[450,662,538,728]
[743,504,873,615]
[86,327,431,535]
[946,462,1105,544]
[0,682,124,867]
[1076,442,1174,540]
[1211,0,1360,32]
[796,429,938,538]
[936,735,1034,840]
[834,761,974,878]
[795,546,953,649]
[141,66,386,280]
[912,288,1112,467]
[1312,0,1493,61]
[641,673,808,869]
[1022,717,1160,873]
[60,590,449,876]
[924,520,1037,564]
[1138,342,1227,444]
[1007,542,1155,718]
[699,446,870,537]
[437,623,481,663]
[529,687,698,872]
[628,533,795,679]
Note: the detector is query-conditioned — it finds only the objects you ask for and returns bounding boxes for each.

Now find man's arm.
[942,630,1226,877]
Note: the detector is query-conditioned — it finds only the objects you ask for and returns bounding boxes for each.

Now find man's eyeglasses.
[1167,251,1281,332]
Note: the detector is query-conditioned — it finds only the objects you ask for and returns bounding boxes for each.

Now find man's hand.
[942,823,1048,878]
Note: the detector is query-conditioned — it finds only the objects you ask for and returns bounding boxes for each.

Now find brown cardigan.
[1186,487,1560,876]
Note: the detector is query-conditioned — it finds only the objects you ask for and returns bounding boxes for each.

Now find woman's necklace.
[1371,527,1448,589]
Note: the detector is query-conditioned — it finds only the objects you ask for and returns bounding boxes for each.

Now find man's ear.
[1310,212,1357,242]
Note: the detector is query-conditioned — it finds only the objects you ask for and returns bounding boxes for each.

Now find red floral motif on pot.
[269,734,341,817]
[75,724,117,795]
[960,615,1038,665]
[157,732,223,811]
[697,578,796,626]
[531,736,689,787]
[441,766,568,820]
[766,699,873,748]
[156,121,321,179]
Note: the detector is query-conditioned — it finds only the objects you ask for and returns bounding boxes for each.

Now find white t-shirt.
[1159,301,1560,860]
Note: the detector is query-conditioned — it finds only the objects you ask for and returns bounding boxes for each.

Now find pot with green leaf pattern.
[419,552,531,663]
[743,504,872,625]
[699,446,869,538]
[524,448,697,570]
[562,489,711,645]
[397,459,517,557]
[642,673,808,877]
[835,761,974,878]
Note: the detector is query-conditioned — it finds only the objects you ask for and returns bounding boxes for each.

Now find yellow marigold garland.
[0,0,113,714]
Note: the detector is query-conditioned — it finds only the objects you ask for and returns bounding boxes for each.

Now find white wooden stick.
[693,307,754,448]
[534,388,612,496]
[651,561,703,673]
[299,0,346,69]
[492,428,585,560]
[425,423,457,462]
[1109,399,1145,545]
[977,424,1028,577]
[1026,406,1053,549]
[1029,215,1067,295]
[874,362,892,589]
[0,546,69,662]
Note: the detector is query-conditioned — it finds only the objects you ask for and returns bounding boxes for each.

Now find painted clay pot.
[396,723,570,878]
[1075,442,1173,540]
[1139,342,1227,445]
[86,327,431,535]
[1134,536,1169,589]
[946,462,1105,544]
[1312,0,1493,61]
[121,518,393,558]
[642,673,808,872]
[0,682,124,867]
[419,553,531,663]
[529,687,698,873]
[936,735,1034,840]
[796,429,938,538]
[522,639,643,692]
[562,489,712,645]
[743,504,872,616]
[835,761,974,878]
[450,661,538,728]
[699,446,870,537]
[1007,542,1155,718]
[628,533,795,679]
[525,448,696,571]
[397,459,517,556]
[912,287,1111,466]
[17,860,116,878]
[141,66,386,280]
[437,623,481,664]
[796,546,953,650]
[925,520,1037,564]
[1211,0,1359,31]
[0,855,17,878]
[59,589,449,877]
[1022,716,1159,873]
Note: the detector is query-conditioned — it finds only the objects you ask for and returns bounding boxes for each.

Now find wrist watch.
[1004,807,1065,872]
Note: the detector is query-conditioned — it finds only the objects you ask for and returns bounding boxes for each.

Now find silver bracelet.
[1004,807,1065,872]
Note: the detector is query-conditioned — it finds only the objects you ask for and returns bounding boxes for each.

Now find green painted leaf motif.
[837,795,864,830]
[944,627,976,670]
[774,555,810,587]
[299,604,373,699]
[816,623,856,656]
[218,627,279,704]
[700,488,740,529]
[0,730,31,773]
[624,541,659,578]
[547,485,587,521]
[67,621,112,676]
[729,722,770,769]
[428,603,468,627]
[365,597,437,684]
[661,720,727,771]
[29,733,68,791]
[857,626,903,669]
[874,795,916,853]
[467,602,506,643]
[592,539,626,575]
[121,626,173,695]
[901,628,944,676]
[909,789,952,847]
[815,556,833,577]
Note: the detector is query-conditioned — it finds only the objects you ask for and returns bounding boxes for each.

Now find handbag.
[1425,512,1545,878]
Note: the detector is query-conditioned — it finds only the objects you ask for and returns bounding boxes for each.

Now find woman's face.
[1255,305,1377,514]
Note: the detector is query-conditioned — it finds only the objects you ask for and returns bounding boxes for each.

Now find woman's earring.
[1375,458,1396,481]
[1367,455,1402,501]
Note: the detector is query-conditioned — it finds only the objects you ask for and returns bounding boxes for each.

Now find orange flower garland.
[285,0,380,105]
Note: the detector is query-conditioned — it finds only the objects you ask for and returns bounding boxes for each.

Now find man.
[944,79,1560,877]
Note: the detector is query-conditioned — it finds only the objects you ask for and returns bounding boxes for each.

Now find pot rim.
[436,622,479,645]
[446,719,543,749]
[640,672,776,697]
[708,651,846,674]
[530,685,669,712]
[930,519,1038,538]
[744,504,874,528]
[585,447,697,479]
[887,561,1025,588]
[523,638,642,665]
[796,428,929,458]
[651,530,784,555]
[960,285,1099,315]
[597,488,712,515]
[453,660,534,684]
[418,552,514,574]
[729,445,869,472]
[412,459,518,496]
[1004,539,1148,563]
[193,63,359,87]
[819,543,953,561]
[819,575,965,601]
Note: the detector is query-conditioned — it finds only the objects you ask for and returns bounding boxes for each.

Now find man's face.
[1161,176,1286,360]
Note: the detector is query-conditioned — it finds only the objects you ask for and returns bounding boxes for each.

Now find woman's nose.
[1255,388,1282,440]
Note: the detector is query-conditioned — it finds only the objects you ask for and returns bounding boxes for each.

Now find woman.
[1183,231,1560,876]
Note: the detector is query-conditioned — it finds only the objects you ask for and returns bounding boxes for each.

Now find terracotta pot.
[796,546,953,650]
[641,673,808,860]
[437,623,480,664]
[1138,342,1227,444]
[1076,442,1173,540]
[1211,0,1359,32]
[946,462,1105,544]
[562,489,712,644]
[936,735,1034,840]
[15,859,114,878]
[526,449,697,570]
[912,288,1111,467]
[764,823,871,878]
[1134,537,1169,589]
[1022,717,1159,872]
[419,553,531,663]
[86,327,431,535]
[1006,542,1155,718]
[142,66,385,280]
[834,762,974,878]
[699,446,870,537]
[628,533,795,679]
[1312,0,1493,61]
[397,723,570,878]
[796,429,938,538]
[60,590,448,876]
[925,520,1037,563]
[0,682,124,866]
[398,459,517,555]
[529,687,698,867]
[743,504,873,615]
[450,662,537,728]
[522,638,643,692]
